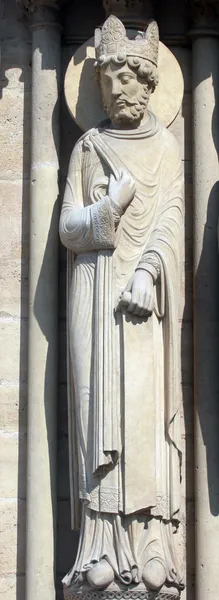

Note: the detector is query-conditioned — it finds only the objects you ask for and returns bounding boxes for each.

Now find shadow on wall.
[193,44,219,518]
[177,46,195,600]
[0,2,31,599]
[55,68,81,600]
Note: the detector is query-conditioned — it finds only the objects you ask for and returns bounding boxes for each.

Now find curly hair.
[95,56,159,94]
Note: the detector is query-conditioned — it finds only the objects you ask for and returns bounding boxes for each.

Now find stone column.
[191,2,219,599]
[23,2,61,599]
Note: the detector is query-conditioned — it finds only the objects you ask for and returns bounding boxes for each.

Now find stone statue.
[60,15,184,598]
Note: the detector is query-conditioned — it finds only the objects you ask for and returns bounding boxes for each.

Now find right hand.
[108,171,136,212]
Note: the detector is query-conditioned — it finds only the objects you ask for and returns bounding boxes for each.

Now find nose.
[111,79,122,97]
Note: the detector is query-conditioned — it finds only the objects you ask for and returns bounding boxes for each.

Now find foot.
[86,559,114,590]
[143,558,166,591]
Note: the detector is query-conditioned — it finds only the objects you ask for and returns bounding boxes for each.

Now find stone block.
[0,499,25,575]
[0,383,27,432]
[0,86,31,180]
[0,319,28,383]
[0,181,29,264]
[0,432,26,499]
[0,575,25,600]
[0,258,28,319]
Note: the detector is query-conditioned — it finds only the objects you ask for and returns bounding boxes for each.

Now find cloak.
[59,112,184,530]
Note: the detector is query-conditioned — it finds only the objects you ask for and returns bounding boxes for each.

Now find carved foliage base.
[63,583,180,600]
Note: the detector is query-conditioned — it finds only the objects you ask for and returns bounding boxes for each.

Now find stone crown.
[95,15,159,67]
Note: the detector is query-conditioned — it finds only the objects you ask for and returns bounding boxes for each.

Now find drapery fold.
[59,112,183,530]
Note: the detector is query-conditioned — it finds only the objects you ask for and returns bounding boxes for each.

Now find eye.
[120,76,132,84]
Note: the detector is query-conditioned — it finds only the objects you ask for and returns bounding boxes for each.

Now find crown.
[95,15,159,67]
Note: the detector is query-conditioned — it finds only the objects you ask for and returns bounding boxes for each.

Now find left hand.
[120,269,154,317]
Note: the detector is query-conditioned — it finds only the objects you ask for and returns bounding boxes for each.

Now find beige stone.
[0,319,27,382]
[0,499,25,575]
[25,17,61,600]
[0,181,29,263]
[0,258,28,319]
[0,432,26,498]
[0,383,27,432]
[0,86,31,181]
[0,575,25,600]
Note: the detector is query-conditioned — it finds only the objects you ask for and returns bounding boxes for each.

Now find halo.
[64,36,184,131]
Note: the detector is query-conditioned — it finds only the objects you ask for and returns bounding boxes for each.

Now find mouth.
[115,100,126,107]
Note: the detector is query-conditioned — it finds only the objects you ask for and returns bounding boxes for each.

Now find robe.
[59,111,184,588]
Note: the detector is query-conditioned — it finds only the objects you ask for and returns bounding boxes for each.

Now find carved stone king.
[60,15,184,600]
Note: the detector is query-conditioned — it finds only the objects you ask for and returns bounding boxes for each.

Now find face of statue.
[100,61,151,128]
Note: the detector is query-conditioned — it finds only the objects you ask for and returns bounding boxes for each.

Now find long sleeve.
[59,140,116,253]
[136,251,161,283]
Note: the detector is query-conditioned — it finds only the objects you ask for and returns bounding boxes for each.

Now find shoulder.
[154,120,183,184]
[70,127,98,158]
[158,122,181,160]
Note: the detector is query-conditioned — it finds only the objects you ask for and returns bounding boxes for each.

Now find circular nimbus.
[65,35,184,131]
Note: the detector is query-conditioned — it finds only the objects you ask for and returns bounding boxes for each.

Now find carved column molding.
[190,0,219,29]
[102,0,154,27]
[23,2,61,600]
[190,2,219,600]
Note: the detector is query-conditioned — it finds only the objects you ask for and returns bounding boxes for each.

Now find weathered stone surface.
[0,86,31,180]
[0,499,25,575]
[0,319,28,383]
[0,181,29,263]
[0,258,29,319]
[0,383,27,432]
[0,575,25,600]
[0,432,26,498]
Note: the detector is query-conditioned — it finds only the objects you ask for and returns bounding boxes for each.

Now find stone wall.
[0,1,31,598]
[0,1,194,599]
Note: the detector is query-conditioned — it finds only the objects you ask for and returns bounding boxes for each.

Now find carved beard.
[103,85,150,127]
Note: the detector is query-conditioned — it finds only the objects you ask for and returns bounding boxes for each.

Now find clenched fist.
[108,170,136,212]
[120,269,154,317]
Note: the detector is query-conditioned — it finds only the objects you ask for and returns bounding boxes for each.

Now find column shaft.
[26,10,61,600]
[193,35,219,600]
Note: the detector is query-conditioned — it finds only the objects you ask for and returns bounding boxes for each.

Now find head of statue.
[94,16,159,128]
